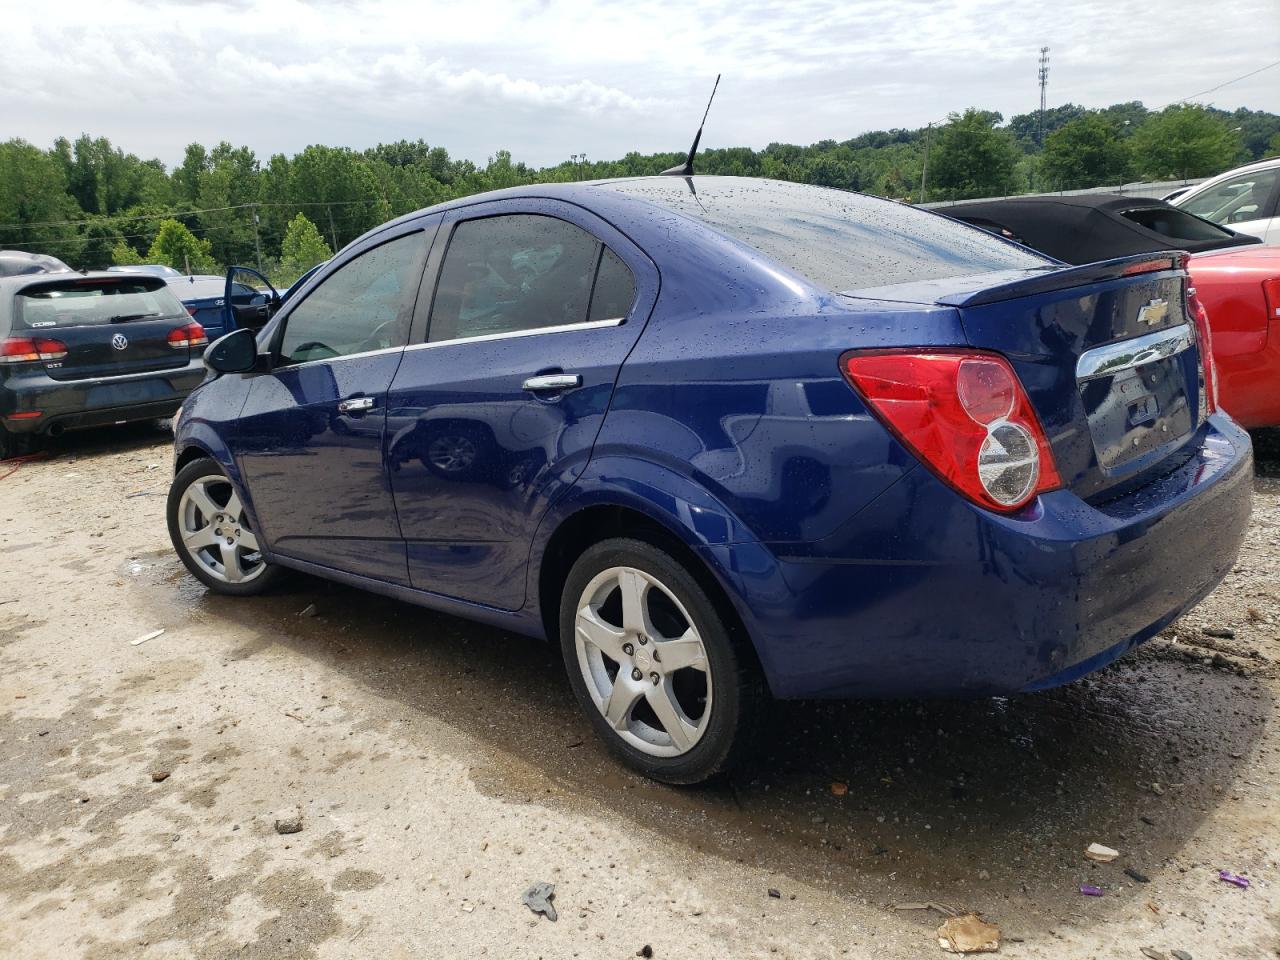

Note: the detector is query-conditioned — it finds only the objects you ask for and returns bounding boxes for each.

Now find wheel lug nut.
[650,672,660,685]
[652,650,661,663]
[631,668,642,681]
[622,643,634,656]
[637,635,647,645]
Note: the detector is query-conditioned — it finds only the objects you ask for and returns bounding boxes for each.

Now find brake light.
[1263,277,1280,321]
[1187,286,1218,414]
[167,322,208,349]
[1122,254,1184,276]
[842,350,1062,512]
[0,337,68,364]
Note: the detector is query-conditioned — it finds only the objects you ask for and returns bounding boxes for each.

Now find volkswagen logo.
[111,333,128,351]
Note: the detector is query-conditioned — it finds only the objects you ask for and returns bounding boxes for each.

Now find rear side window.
[588,247,636,322]
[429,214,634,342]
[604,178,1049,292]
[15,278,187,329]
[278,232,425,365]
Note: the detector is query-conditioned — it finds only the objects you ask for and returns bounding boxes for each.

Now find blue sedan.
[167,177,1253,783]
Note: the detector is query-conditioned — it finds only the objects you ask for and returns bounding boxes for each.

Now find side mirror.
[204,328,261,375]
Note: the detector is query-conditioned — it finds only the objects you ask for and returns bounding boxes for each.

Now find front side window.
[1180,169,1278,225]
[278,231,425,365]
[429,214,627,342]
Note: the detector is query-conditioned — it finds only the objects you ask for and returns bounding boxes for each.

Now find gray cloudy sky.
[2,0,1278,168]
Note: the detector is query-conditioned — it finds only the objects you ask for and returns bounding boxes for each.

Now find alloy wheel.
[573,565,712,757]
[176,475,266,584]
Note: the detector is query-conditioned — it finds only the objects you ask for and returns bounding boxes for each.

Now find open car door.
[223,266,281,333]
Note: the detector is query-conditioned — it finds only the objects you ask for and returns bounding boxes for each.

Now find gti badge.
[111,333,128,351]
[1137,298,1168,327]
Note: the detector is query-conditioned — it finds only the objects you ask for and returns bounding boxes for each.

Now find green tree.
[276,213,332,284]
[146,219,217,274]
[1040,114,1133,189]
[0,139,83,254]
[110,239,145,266]
[77,221,121,269]
[928,109,1020,200]
[1131,105,1242,180]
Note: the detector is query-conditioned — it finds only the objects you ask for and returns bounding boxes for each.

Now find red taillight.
[1263,277,1280,322]
[841,350,1062,513]
[0,337,68,364]
[167,322,208,349]
[1187,286,1218,414]
[1121,254,1185,276]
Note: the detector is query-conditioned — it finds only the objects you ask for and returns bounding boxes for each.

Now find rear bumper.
[1,362,205,435]
[711,415,1254,699]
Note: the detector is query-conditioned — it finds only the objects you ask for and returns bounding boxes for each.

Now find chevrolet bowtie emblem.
[1137,298,1168,327]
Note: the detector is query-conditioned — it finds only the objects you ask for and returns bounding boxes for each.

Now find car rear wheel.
[559,538,763,784]
[167,459,280,595]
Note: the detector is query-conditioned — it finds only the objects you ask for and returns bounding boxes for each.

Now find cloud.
[0,0,1275,167]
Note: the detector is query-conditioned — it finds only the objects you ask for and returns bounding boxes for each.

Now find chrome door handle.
[522,373,582,392]
[337,396,376,414]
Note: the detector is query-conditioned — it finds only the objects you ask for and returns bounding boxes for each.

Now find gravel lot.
[1,423,1277,959]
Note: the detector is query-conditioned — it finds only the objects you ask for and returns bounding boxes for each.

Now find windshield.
[602,177,1050,292]
[15,277,188,329]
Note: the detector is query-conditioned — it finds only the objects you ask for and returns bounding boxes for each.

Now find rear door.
[233,220,438,584]
[385,199,657,609]
[13,275,197,382]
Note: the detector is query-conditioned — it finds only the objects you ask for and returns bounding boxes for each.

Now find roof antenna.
[661,74,720,177]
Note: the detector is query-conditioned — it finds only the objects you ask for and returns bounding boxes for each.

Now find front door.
[386,201,656,609]
[235,221,438,584]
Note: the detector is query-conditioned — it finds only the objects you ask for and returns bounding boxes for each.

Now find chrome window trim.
[274,344,405,370]
[405,316,625,352]
[1076,323,1194,382]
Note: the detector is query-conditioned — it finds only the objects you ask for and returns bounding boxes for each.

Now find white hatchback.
[1168,157,1280,243]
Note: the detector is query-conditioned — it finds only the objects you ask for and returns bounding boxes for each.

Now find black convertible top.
[932,194,1261,265]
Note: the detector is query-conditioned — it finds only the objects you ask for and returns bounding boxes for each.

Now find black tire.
[0,428,35,462]
[167,458,282,596]
[558,537,765,785]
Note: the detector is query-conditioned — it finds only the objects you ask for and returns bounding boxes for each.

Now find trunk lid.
[14,275,194,381]
[848,253,1207,501]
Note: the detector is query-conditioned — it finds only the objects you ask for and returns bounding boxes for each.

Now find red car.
[933,195,1280,427]
[1188,246,1280,428]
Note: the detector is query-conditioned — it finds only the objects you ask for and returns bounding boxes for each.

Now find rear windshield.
[1120,206,1236,241]
[15,277,187,330]
[602,177,1049,292]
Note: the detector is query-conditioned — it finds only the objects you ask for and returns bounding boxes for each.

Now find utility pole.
[252,206,263,273]
[1037,46,1050,146]
[327,205,339,252]
[919,122,933,203]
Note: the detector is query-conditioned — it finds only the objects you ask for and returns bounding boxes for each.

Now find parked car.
[167,178,1252,783]
[935,194,1280,427]
[161,274,267,343]
[1166,156,1280,243]
[106,264,183,278]
[0,250,71,278]
[1,271,208,458]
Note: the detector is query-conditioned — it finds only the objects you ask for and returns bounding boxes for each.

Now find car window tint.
[278,232,424,365]
[15,277,186,329]
[588,247,636,322]
[1120,206,1235,241]
[604,177,1049,292]
[1180,169,1278,225]
[429,214,600,342]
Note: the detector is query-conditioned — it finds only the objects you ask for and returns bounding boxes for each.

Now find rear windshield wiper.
[108,312,162,323]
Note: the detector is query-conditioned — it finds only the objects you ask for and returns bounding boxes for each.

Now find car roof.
[0,250,73,278]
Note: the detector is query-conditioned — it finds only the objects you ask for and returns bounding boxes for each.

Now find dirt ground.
[1,422,1277,960]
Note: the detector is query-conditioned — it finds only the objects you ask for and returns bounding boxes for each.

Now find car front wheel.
[559,538,763,784]
[167,458,280,595]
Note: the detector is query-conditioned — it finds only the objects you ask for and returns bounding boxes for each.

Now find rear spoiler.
[938,252,1190,308]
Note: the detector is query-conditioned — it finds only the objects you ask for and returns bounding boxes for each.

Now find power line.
[0,198,391,231]
[1176,59,1280,104]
